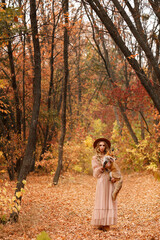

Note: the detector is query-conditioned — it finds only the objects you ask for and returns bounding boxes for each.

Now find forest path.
[1,172,160,240]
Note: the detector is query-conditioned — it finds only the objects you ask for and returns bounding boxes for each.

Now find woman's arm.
[92,156,104,178]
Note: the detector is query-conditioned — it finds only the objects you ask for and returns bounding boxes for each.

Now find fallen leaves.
[0,172,160,239]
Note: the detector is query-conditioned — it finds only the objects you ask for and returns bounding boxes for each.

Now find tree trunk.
[67,82,73,140]
[53,0,69,185]
[22,28,26,141]
[7,40,21,135]
[113,106,123,136]
[77,25,82,111]
[140,111,145,140]
[10,0,41,222]
[26,33,34,70]
[39,17,56,161]
[118,101,139,144]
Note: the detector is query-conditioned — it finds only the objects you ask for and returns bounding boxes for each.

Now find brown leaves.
[14,16,18,22]
[0,172,160,239]
[127,54,138,59]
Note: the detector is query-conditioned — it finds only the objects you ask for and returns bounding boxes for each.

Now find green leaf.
[36,231,51,240]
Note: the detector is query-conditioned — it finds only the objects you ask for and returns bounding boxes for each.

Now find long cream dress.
[91,155,117,226]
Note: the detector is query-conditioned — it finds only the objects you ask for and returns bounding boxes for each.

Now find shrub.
[111,121,160,173]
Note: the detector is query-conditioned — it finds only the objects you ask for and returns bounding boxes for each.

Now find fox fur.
[103,155,122,201]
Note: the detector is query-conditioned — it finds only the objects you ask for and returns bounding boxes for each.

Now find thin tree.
[39,3,62,161]
[53,0,69,185]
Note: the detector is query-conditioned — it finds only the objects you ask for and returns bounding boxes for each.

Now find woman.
[91,138,117,231]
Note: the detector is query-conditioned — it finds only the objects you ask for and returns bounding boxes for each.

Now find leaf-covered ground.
[0,172,160,240]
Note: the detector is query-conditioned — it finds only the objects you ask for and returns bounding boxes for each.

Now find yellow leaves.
[112,120,159,172]
[84,136,93,148]
[16,185,26,198]
[36,231,51,240]
[0,97,10,114]
[16,191,22,198]
[4,182,8,187]
[2,188,6,194]
[0,151,3,157]
[73,165,82,173]
[0,108,10,114]
[17,205,21,211]
[12,196,16,202]
[92,119,107,137]
[22,179,26,185]
[12,204,21,213]
[146,162,158,172]
[126,148,136,154]
[0,178,27,221]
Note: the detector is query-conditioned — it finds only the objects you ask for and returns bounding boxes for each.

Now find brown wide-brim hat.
[93,138,111,149]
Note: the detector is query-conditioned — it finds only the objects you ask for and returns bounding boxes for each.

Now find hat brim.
[93,138,111,149]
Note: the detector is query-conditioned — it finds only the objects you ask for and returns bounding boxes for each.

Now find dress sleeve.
[92,156,104,178]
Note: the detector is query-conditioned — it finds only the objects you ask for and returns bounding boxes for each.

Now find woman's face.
[99,141,106,153]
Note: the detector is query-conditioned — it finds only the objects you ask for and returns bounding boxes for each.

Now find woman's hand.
[100,167,104,173]
[111,178,116,183]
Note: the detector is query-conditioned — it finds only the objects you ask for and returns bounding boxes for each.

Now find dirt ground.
[0,172,160,240]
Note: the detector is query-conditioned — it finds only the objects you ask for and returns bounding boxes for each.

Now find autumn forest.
[0,0,160,239]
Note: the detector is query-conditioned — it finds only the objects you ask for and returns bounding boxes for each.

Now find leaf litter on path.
[0,172,160,240]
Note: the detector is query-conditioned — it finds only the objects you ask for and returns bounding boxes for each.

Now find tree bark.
[53,0,69,185]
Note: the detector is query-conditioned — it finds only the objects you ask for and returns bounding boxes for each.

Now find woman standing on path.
[91,138,117,231]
